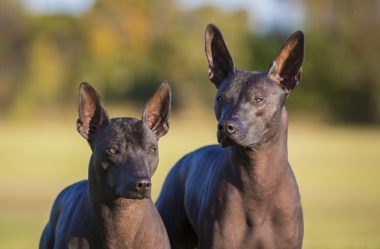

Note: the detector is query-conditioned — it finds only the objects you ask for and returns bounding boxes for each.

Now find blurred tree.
[298,0,380,122]
[0,0,259,117]
[80,0,252,109]
[12,15,87,117]
[160,6,251,108]
[80,0,162,96]
[1,0,378,123]
[0,0,30,115]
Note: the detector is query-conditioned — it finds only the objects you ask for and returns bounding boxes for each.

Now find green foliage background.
[1,0,380,122]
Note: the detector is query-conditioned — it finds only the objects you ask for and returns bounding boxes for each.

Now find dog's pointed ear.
[267,31,304,91]
[205,24,235,88]
[143,81,171,139]
[77,82,109,142]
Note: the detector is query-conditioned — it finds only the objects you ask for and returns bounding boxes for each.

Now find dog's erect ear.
[77,82,109,142]
[267,31,304,91]
[143,81,171,139]
[205,24,235,88]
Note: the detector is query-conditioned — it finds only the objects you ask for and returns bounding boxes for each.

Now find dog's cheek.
[149,157,159,177]
[104,169,115,189]
[247,118,266,145]
[214,104,222,121]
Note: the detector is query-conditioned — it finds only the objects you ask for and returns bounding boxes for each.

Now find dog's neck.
[96,199,154,249]
[87,163,153,249]
[226,107,289,201]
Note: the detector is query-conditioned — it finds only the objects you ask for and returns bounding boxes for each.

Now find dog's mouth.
[218,131,262,150]
[218,134,250,149]
[111,188,151,200]
[218,132,235,147]
[246,143,261,151]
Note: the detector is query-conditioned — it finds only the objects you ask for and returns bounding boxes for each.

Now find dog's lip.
[117,195,147,200]
[218,131,241,148]
[219,135,260,150]
[247,143,260,150]
[112,195,150,205]
[218,131,233,145]
[114,193,150,200]
[219,136,233,147]
[111,188,150,200]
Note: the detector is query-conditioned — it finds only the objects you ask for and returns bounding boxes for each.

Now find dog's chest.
[197,184,284,249]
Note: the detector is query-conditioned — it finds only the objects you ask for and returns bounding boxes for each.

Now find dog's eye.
[106,147,119,155]
[254,97,263,103]
[149,146,157,154]
[217,96,223,102]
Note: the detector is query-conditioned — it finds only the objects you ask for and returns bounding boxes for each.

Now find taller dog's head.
[205,24,304,149]
[77,82,171,200]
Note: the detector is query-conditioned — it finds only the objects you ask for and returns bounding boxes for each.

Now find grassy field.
[0,111,380,249]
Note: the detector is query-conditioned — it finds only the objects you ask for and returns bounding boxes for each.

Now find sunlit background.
[0,0,379,248]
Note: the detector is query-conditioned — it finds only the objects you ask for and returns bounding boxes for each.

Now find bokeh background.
[0,0,379,248]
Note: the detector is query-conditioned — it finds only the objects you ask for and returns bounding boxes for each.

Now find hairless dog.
[40,82,171,249]
[157,24,304,249]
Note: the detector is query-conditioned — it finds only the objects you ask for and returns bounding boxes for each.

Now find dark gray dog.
[40,82,171,249]
[157,24,304,249]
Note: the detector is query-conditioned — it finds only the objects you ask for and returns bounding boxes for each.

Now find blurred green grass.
[0,112,380,249]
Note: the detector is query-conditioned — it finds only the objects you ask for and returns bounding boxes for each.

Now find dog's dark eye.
[217,96,222,103]
[106,147,119,155]
[254,97,263,103]
[149,146,157,154]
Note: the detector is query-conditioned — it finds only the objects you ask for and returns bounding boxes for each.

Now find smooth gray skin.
[156,24,304,249]
[40,82,171,249]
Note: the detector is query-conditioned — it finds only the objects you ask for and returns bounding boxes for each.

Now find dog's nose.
[218,120,237,134]
[135,178,151,195]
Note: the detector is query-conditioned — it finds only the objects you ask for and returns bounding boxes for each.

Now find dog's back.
[40,181,96,249]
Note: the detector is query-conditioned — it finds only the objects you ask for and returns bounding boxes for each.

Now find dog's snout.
[219,120,238,134]
[135,178,151,195]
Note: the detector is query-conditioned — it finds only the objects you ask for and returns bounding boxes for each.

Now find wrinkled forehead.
[220,71,282,97]
[102,118,156,147]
